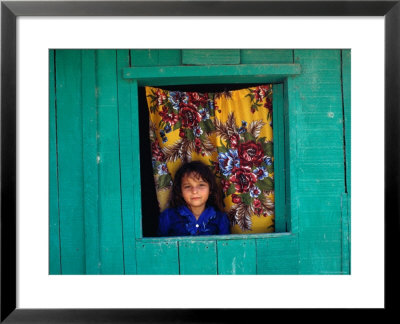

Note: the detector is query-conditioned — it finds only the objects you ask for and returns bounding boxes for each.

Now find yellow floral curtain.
[145,85,275,234]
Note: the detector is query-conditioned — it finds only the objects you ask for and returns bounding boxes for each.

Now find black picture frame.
[1,0,398,322]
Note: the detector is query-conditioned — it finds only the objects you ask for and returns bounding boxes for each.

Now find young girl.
[157,161,230,237]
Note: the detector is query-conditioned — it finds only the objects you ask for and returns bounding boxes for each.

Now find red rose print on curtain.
[146,85,274,234]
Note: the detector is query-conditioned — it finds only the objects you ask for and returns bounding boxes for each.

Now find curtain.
[145,85,274,234]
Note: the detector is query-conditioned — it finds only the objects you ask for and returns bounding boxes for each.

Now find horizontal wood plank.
[182,49,240,65]
[256,236,299,274]
[241,49,293,64]
[123,64,301,83]
[137,232,294,244]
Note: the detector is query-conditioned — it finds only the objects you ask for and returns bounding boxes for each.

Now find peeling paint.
[231,256,237,274]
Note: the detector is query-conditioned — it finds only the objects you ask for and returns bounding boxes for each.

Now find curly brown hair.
[170,160,224,212]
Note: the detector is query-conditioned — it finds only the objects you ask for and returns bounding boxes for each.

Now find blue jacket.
[157,205,230,237]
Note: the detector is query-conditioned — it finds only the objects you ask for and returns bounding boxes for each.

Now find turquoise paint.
[256,235,299,274]
[131,49,181,67]
[55,50,86,274]
[96,50,125,274]
[136,241,179,275]
[179,241,218,275]
[240,49,294,64]
[49,50,61,275]
[123,64,301,84]
[294,49,347,274]
[130,80,142,241]
[81,50,101,274]
[49,49,351,275]
[116,50,137,274]
[341,49,351,274]
[272,83,286,233]
[217,239,256,275]
[182,49,240,65]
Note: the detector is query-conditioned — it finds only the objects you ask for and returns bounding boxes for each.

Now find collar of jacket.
[177,205,217,234]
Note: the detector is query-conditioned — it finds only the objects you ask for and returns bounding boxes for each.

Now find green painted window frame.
[123,63,301,240]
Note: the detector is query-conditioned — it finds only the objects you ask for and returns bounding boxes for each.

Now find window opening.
[139,83,279,237]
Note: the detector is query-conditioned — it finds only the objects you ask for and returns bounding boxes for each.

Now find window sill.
[136,232,295,243]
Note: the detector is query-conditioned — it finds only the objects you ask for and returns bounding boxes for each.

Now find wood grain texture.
[55,50,85,274]
[341,193,350,274]
[217,239,256,274]
[131,49,159,66]
[117,50,137,274]
[123,63,301,81]
[179,241,217,274]
[82,50,101,274]
[49,50,61,274]
[130,80,143,240]
[341,49,351,197]
[284,76,300,234]
[256,235,299,274]
[130,49,181,66]
[341,49,351,274]
[241,49,293,64]
[50,49,350,275]
[96,50,124,274]
[182,49,240,65]
[272,83,286,232]
[298,197,343,227]
[136,241,179,274]
[293,49,346,274]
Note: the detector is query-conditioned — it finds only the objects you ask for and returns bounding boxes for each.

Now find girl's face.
[181,172,210,212]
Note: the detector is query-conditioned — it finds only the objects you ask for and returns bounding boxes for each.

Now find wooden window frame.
[123,63,301,241]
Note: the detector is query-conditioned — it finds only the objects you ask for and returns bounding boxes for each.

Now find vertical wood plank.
[158,49,181,66]
[49,49,61,274]
[342,49,351,197]
[130,49,159,66]
[55,50,85,274]
[217,239,256,274]
[96,50,124,274]
[81,50,101,274]
[341,49,351,274]
[273,83,286,233]
[293,49,345,274]
[179,241,217,274]
[136,241,179,274]
[116,49,137,274]
[130,49,181,67]
[130,80,143,239]
[284,76,300,234]
[341,193,350,274]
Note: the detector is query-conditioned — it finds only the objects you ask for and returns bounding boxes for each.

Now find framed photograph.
[1,0,398,321]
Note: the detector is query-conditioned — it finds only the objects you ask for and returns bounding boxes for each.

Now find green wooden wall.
[49,49,351,275]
